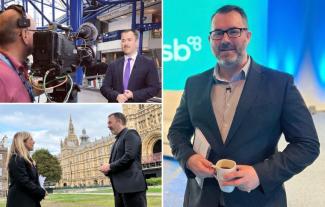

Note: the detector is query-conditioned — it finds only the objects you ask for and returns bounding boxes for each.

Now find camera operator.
[0,5,42,102]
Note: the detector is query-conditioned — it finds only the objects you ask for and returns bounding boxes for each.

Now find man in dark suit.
[100,29,160,103]
[168,5,320,207]
[100,112,147,207]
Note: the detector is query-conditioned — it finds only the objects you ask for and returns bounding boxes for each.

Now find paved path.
[35,88,107,103]
[78,88,107,103]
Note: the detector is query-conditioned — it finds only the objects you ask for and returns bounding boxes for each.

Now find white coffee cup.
[214,159,237,193]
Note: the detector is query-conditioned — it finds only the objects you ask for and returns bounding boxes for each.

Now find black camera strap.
[0,52,35,102]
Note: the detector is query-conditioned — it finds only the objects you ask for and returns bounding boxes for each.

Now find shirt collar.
[213,56,251,84]
[115,128,127,139]
[124,52,138,61]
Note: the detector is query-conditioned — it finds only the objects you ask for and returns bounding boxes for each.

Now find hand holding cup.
[213,159,237,193]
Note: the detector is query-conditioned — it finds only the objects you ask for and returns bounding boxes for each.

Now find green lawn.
[0,193,161,207]
[54,186,161,194]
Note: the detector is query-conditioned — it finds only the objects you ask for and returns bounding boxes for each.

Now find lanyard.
[0,53,34,102]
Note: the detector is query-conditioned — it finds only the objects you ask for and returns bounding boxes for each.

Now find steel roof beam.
[31,0,66,12]
[83,4,114,22]
[28,0,51,23]
[96,0,139,5]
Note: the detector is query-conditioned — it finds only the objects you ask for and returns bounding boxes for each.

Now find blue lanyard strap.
[0,53,35,102]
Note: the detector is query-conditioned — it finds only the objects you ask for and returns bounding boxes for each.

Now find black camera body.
[32,31,78,78]
[30,23,98,102]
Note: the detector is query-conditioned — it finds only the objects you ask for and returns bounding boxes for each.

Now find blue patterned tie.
[123,58,132,90]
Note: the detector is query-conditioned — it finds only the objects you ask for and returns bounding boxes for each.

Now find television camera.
[31,22,98,102]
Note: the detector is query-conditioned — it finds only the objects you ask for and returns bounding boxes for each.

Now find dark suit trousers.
[114,191,147,207]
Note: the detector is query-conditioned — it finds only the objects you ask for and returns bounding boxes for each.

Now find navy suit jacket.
[107,128,147,193]
[100,55,160,102]
[168,59,320,207]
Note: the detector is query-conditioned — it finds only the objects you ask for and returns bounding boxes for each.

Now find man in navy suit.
[168,5,320,207]
[100,29,160,102]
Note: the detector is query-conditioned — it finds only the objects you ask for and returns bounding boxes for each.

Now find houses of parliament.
[58,104,162,187]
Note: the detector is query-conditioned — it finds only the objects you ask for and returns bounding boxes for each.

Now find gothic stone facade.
[58,104,161,187]
[0,138,8,196]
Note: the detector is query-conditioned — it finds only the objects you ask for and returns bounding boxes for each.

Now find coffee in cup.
[214,159,237,193]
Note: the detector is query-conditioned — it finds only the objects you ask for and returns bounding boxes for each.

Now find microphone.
[77,22,98,41]
[48,23,72,32]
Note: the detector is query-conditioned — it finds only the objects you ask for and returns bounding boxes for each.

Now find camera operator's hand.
[116,94,128,103]
[124,90,133,99]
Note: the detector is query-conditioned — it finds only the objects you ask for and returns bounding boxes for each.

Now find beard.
[215,41,247,68]
[109,127,118,135]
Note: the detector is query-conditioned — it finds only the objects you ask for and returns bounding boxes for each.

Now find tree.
[32,149,62,184]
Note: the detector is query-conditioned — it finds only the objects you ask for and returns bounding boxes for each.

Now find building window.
[0,168,2,176]
[0,154,2,160]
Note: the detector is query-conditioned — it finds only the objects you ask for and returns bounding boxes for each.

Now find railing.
[142,152,161,164]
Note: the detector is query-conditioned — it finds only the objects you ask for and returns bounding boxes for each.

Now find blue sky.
[0,104,122,155]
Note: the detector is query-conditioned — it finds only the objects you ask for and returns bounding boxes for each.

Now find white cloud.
[0,104,123,155]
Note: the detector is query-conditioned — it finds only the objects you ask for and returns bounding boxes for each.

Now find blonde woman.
[6,131,46,207]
